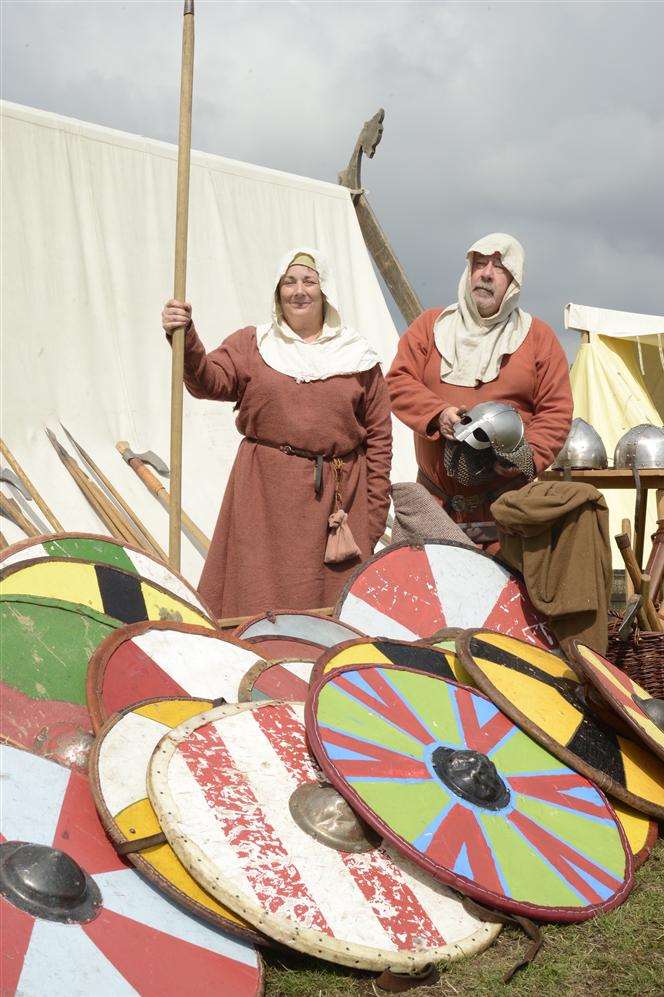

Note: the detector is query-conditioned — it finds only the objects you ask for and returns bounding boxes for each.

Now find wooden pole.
[117,441,210,554]
[60,425,168,562]
[169,0,195,571]
[0,438,64,532]
[45,430,141,545]
[621,518,634,599]
[615,533,662,631]
[0,493,40,537]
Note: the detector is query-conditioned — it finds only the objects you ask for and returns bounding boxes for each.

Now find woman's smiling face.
[278,264,324,331]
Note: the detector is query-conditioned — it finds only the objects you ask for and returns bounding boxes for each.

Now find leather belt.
[246,437,359,496]
[416,469,497,515]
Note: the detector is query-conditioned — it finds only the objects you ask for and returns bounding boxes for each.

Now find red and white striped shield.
[335,541,556,649]
[147,701,500,971]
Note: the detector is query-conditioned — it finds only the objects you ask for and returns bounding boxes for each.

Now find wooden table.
[540,468,664,568]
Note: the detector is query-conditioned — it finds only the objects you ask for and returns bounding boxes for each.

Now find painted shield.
[0,532,213,617]
[235,611,364,646]
[243,635,328,660]
[90,698,267,946]
[0,595,119,765]
[87,621,265,731]
[421,628,466,652]
[311,637,472,689]
[0,558,214,628]
[335,541,556,649]
[306,664,633,921]
[610,800,658,870]
[237,659,315,702]
[570,643,664,762]
[147,701,501,971]
[0,745,263,996]
[458,631,664,820]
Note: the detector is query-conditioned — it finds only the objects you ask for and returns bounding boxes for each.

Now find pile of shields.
[2,534,663,995]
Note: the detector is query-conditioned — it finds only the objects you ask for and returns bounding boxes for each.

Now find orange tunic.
[386,309,573,523]
[182,325,393,618]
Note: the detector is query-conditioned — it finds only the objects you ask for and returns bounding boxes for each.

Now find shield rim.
[309,636,464,690]
[457,629,664,821]
[0,531,216,619]
[88,696,272,947]
[147,700,501,971]
[0,555,216,629]
[234,608,364,643]
[237,658,315,703]
[306,661,634,923]
[569,641,664,763]
[86,620,265,732]
[333,539,556,646]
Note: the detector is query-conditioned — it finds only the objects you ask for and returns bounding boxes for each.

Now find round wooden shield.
[420,628,466,652]
[147,701,501,971]
[0,595,119,763]
[235,611,364,646]
[0,532,213,617]
[335,541,556,649]
[458,631,664,820]
[90,697,267,946]
[311,637,473,689]
[0,557,215,628]
[243,634,327,660]
[237,659,315,702]
[87,621,265,731]
[306,663,633,922]
[610,800,658,870]
[1,744,264,996]
[569,643,664,761]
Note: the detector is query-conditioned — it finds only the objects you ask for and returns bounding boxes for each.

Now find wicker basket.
[606,614,664,699]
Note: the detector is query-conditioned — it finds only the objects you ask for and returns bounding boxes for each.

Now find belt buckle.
[281,445,293,456]
[450,494,481,513]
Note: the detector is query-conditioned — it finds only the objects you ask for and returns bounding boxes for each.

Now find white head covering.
[256,246,380,383]
[433,233,532,387]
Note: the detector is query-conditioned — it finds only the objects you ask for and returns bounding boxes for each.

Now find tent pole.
[169,0,195,570]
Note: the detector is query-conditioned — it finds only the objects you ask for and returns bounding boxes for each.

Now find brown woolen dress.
[181,324,393,619]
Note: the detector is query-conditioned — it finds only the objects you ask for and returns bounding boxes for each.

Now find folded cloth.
[391,482,477,547]
[491,480,612,653]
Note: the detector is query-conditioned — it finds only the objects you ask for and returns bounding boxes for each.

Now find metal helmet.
[453,401,524,453]
[552,418,608,470]
[613,424,664,470]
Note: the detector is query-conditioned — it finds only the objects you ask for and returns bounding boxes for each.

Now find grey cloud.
[2,0,663,359]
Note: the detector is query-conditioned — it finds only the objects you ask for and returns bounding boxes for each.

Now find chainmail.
[443,439,535,488]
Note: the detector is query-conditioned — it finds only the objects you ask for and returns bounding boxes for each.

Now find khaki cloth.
[491,481,612,653]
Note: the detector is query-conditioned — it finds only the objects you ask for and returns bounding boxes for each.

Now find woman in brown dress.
[162,247,393,619]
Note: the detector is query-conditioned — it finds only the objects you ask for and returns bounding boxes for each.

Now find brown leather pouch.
[325,509,361,564]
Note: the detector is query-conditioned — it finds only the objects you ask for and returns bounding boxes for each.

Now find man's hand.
[162,299,192,335]
[438,406,466,440]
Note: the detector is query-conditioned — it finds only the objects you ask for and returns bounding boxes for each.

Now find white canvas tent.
[0,101,416,583]
[565,302,664,551]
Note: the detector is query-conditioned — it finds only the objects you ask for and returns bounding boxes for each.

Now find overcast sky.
[2,0,663,360]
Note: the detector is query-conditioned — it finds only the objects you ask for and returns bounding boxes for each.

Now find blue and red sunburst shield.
[306,664,634,922]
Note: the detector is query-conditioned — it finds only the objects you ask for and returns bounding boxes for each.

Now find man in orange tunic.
[386,233,573,530]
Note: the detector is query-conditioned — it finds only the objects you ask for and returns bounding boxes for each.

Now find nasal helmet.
[613,424,664,470]
[553,418,608,470]
[453,401,524,454]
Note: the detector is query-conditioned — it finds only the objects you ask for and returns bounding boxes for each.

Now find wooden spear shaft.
[169,0,195,571]
[45,430,139,545]
[60,425,168,562]
[116,441,210,554]
[0,493,40,537]
[0,438,64,532]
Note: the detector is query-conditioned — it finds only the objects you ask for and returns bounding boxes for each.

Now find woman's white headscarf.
[256,246,380,383]
[433,233,532,387]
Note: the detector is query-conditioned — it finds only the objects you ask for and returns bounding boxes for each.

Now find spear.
[0,438,64,531]
[169,0,195,570]
[60,423,168,562]
[45,429,138,545]
[0,493,40,538]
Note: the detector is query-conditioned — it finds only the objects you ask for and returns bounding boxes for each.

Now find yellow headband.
[287,253,317,271]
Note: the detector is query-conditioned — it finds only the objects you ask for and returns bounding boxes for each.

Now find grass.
[262,836,664,997]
